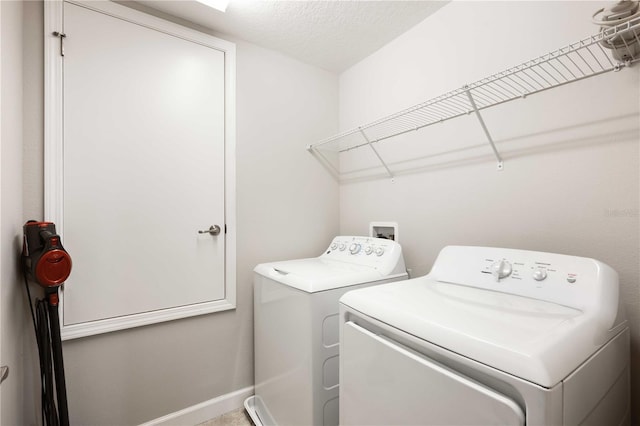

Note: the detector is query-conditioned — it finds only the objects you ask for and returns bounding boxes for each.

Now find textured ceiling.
[133,1,447,72]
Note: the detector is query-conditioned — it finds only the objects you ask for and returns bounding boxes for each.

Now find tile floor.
[197,408,253,426]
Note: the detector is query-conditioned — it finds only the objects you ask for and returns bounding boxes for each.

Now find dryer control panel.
[428,246,619,314]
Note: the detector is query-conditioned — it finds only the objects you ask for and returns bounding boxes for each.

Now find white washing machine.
[339,245,630,425]
[245,236,407,426]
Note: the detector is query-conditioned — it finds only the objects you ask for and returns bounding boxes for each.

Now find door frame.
[0,1,4,419]
[44,0,237,340]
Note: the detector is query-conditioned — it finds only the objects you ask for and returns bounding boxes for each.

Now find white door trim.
[45,0,236,340]
[0,2,4,420]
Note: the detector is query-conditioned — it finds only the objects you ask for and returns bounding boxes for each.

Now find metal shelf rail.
[308,17,640,178]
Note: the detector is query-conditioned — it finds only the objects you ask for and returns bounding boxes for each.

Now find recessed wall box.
[369,222,398,242]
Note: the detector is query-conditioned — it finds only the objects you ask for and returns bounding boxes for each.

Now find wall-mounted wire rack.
[307,16,640,177]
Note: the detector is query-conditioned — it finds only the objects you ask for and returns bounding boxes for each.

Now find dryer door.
[341,321,525,426]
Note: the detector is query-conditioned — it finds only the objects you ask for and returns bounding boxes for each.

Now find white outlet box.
[369,221,398,242]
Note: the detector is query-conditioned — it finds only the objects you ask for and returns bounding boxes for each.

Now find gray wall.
[338,1,640,422]
[1,1,28,424]
[23,2,339,424]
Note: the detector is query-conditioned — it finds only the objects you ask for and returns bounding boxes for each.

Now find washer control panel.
[322,236,406,275]
[429,246,618,310]
[326,236,393,258]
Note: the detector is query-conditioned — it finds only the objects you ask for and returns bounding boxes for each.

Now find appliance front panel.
[340,321,525,426]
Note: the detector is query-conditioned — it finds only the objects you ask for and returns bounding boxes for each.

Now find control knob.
[532,268,547,281]
[375,247,385,257]
[338,243,346,251]
[330,243,338,250]
[349,243,362,255]
[364,246,373,255]
[490,260,512,282]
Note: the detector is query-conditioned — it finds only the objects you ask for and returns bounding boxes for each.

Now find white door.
[45,1,236,338]
[340,321,526,426]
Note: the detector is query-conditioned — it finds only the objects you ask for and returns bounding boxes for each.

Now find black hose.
[35,297,59,426]
[24,275,66,426]
[47,301,69,426]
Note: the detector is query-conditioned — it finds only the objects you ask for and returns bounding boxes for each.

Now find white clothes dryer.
[245,236,407,426]
[339,245,630,425]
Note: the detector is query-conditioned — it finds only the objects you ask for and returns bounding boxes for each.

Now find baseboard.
[139,386,254,426]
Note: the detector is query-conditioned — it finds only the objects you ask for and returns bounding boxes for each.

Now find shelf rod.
[464,86,504,171]
[359,128,394,178]
[307,17,640,178]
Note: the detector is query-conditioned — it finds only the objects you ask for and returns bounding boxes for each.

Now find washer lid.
[340,278,614,388]
[255,258,398,293]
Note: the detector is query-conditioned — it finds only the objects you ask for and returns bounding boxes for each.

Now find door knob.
[198,225,221,236]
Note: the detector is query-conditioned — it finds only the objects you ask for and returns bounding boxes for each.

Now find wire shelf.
[308,16,640,176]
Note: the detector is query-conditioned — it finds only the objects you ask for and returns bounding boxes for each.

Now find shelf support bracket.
[306,145,341,182]
[359,128,394,179]
[464,86,504,171]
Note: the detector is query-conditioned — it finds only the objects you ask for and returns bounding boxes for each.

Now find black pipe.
[47,295,69,426]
